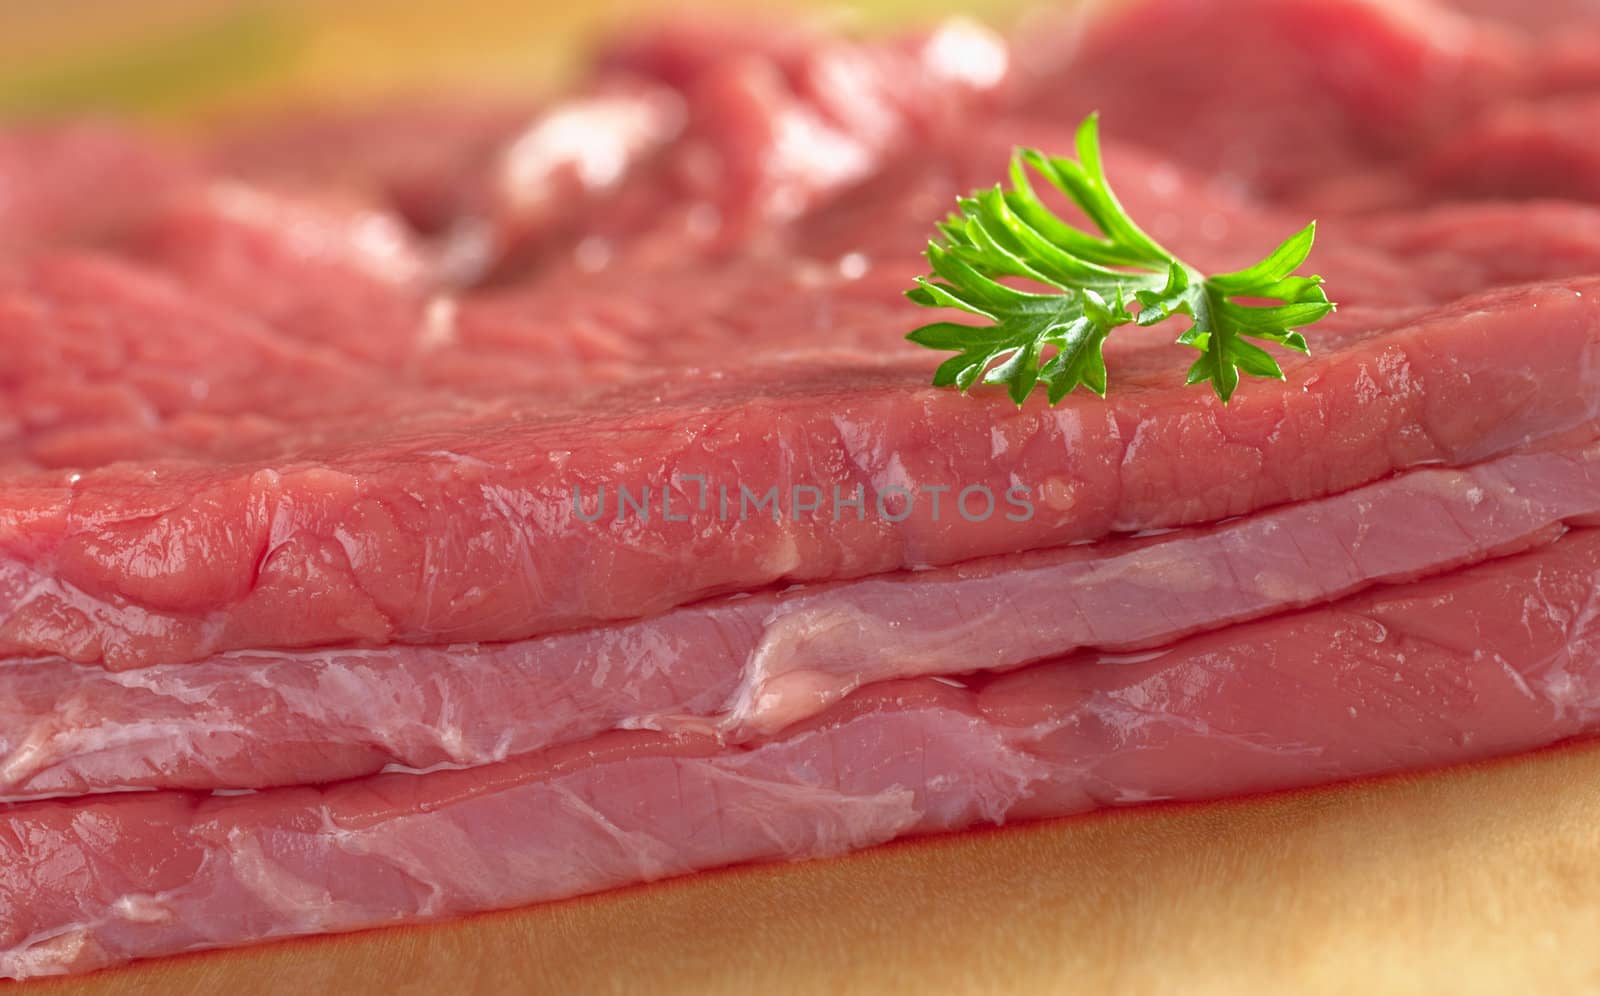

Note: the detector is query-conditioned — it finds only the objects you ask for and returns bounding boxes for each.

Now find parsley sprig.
[905,114,1335,404]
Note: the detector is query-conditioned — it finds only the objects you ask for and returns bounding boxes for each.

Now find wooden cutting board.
[30,742,1600,995]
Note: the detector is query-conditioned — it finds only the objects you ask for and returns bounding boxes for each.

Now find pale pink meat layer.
[2,436,1598,798]
[2,530,1595,978]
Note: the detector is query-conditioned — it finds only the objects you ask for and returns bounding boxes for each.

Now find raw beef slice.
[0,435,1597,798]
[4,274,1599,670]
[2,530,1596,978]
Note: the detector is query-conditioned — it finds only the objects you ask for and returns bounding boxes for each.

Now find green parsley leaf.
[905,114,1336,403]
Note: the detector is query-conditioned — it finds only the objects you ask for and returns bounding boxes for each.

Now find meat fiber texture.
[3,530,1598,977]
[7,0,1600,979]
[3,435,1599,800]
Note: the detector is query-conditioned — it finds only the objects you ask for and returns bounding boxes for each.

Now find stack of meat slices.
[5,0,1600,978]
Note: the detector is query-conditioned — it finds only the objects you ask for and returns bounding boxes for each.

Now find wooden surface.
[29,741,1600,995]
